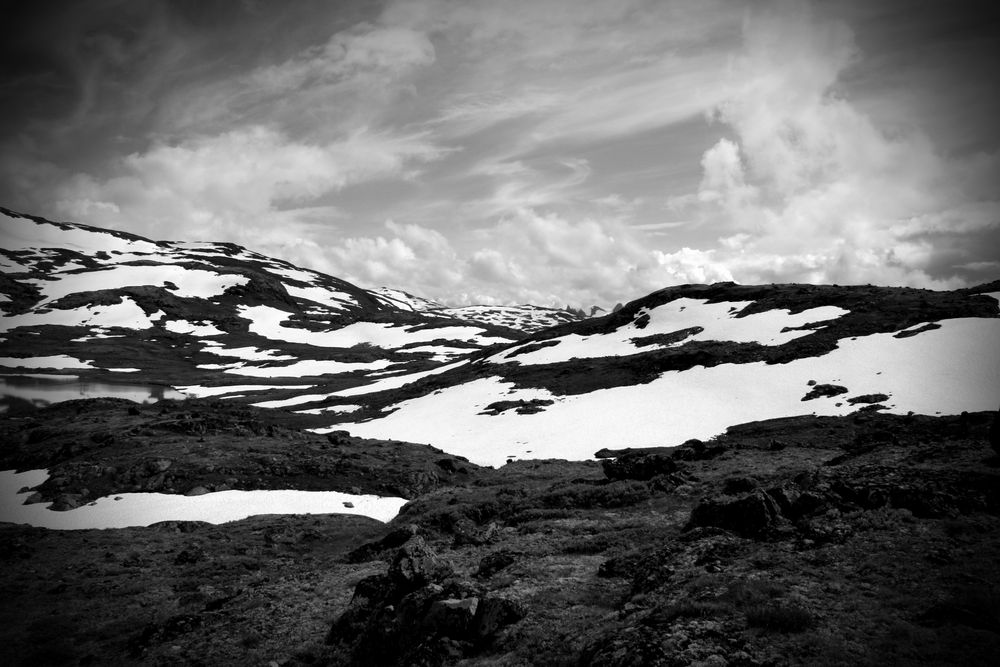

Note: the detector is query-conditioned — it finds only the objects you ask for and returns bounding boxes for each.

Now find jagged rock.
[471,596,526,641]
[602,452,678,481]
[847,393,890,405]
[672,439,727,461]
[389,536,454,591]
[424,597,479,636]
[686,490,786,538]
[347,524,420,563]
[801,384,848,401]
[722,477,757,495]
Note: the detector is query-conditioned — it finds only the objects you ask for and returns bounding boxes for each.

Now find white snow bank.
[493,300,848,365]
[295,404,363,415]
[0,355,95,369]
[285,284,354,311]
[0,469,408,529]
[30,263,248,304]
[331,359,468,397]
[0,212,160,254]
[201,345,295,361]
[0,297,157,333]
[239,305,510,349]
[324,318,1000,467]
[175,384,315,398]
[164,320,226,336]
[226,358,395,378]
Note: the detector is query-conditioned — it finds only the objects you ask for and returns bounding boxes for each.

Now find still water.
[0,375,186,412]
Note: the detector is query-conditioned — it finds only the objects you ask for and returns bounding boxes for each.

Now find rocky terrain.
[2,209,1000,665]
[1,404,999,665]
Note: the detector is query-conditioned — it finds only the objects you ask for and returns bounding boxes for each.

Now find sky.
[1,0,998,308]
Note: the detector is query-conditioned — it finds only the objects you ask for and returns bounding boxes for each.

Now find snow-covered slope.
[315,283,1000,466]
[0,207,521,409]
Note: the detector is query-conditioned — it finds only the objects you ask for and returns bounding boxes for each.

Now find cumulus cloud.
[53,125,446,245]
[307,208,731,307]
[670,2,1000,288]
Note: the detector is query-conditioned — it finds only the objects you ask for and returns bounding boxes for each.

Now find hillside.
[1,209,1000,666]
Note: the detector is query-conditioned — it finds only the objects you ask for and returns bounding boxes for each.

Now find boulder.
[389,536,454,592]
[424,598,479,636]
[686,490,786,538]
[603,452,678,481]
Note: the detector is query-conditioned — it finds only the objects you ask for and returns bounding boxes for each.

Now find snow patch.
[0,469,408,529]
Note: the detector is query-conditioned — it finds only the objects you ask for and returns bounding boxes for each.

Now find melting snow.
[0,297,158,333]
[0,469,408,529]
[239,305,510,349]
[164,320,226,336]
[30,264,248,304]
[0,355,95,369]
[226,358,395,378]
[201,345,296,362]
[494,300,849,364]
[0,211,160,254]
[175,383,315,398]
[325,318,1000,467]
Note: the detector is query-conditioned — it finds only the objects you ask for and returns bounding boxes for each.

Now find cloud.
[668,1,1000,288]
[53,125,447,245]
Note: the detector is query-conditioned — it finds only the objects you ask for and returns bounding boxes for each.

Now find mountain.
[2,208,1000,666]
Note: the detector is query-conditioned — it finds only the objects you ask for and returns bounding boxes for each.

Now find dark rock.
[722,477,757,495]
[347,524,421,563]
[992,409,1000,455]
[801,384,848,401]
[476,550,518,578]
[686,490,786,538]
[894,322,942,338]
[173,546,205,565]
[603,452,678,481]
[847,393,890,405]
[672,439,727,461]
[326,430,351,445]
[424,597,479,636]
[471,596,527,641]
[185,485,210,496]
[389,536,454,591]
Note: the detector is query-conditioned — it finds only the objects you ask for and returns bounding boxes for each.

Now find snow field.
[0,355,95,369]
[239,305,511,349]
[175,383,315,398]
[29,263,248,304]
[164,320,226,336]
[0,469,408,529]
[227,358,396,378]
[0,297,158,333]
[324,318,1000,467]
[0,211,160,254]
[493,299,849,365]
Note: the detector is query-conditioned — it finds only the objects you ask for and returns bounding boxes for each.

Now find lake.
[0,375,186,413]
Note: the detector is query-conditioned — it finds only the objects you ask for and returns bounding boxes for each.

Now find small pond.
[0,375,186,413]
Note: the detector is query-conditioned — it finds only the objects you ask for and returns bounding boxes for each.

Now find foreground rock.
[1,409,999,665]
